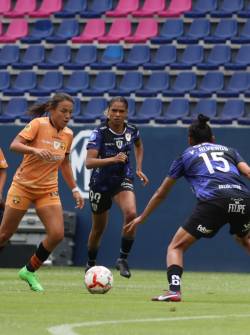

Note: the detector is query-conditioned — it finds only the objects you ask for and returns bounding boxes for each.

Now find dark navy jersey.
[87,122,140,191]
[168,142,250,200]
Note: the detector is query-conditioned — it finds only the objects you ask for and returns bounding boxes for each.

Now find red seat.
[98,19,131,43]
[159,0,192,17]
[106,0,139,17]
[125,19,158,43]
[132,0,166,17]
[72,19,105,43]
[30,0,62,17]
[0,19,28,43]
[0,0,11,14]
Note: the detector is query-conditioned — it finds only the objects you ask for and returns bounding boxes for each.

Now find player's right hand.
[125,216,144,233]
[113,152,127,164]
[33,148,53,161]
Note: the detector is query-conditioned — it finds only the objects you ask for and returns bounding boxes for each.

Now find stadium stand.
[0,0,249,125]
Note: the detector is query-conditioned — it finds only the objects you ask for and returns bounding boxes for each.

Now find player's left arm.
[134,138,149,186]
[125,176,176,232]
[60,154,84,209]
[237,162,250,179]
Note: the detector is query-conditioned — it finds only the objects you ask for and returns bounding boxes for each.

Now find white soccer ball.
[84,266,113,294]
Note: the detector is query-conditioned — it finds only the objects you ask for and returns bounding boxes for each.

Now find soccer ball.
[84,266,113,294]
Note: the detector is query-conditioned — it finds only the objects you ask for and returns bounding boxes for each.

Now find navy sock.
[119,236,134,259]
[87,248,98,266]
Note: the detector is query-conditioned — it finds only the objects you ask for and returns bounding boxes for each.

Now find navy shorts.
[89,178,134,214]
[183,197,250,239]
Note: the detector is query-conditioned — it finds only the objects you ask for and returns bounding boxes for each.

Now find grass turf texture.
[0,267,250,335]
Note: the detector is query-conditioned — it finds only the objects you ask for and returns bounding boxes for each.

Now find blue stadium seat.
[37,46,71,69]
[190,72,224,98]
[197,45,231,70]
[151,19,183,44]
[80,0,113,18]
[177,19,210,44]
[109,72,142,96]
[116,45,150,70]
[163,72,196,97]
[185,0,217,18]
[64,45,97,70]
[0,45,19,69]
[143,45,176,70]
[136,72,169,97]
[0,98,27,122]
[231,19,250,44]
[91,45,123,70]
[130,99,162,123]
[46,19,79,43]
[3,71,36,96]
[58,71,89,95]
[211,100,244,124]
[74,98,107,123]
[84,72,116,96]
[182,99,217,124]
[55,0,87,18]
[21,20,53,43]
[155,99,189,124]
[12,45,45,69]
[72,97,81,118]
[0,72,10,91]
[238,3,250,18]
[210,0,243,18]
[204,19,237,43]
[30,72,63,96]
[170,45,204,70]
[238,103,250,125]
[225,45,250,70]
[217,72,250,98]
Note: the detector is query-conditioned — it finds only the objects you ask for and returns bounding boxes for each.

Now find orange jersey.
[0,148,8,169]
[13,117,73,194]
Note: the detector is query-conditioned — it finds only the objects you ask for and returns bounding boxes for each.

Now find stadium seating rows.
[0,97,249,125]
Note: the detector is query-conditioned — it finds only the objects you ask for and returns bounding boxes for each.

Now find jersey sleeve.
[0,148,8,168]
[18,118,40,141]
[87,129,102,151]
[134,127,140,143]
[168,156,185,179]
[233,149,246,164]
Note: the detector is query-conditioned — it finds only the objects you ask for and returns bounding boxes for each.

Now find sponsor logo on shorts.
[50,191,59,197]
[12,196,21,204]
[242,223,250,233]
[197,224,213,234]
[228,198,246,214]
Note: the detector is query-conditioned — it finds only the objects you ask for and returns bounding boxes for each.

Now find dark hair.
[28,93,74,117]
[189,114,213,144]
[108,97,128,110]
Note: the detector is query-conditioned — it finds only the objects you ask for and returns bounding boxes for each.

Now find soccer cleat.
[18,266,44,292]
[85,262,95,273]
[115,258,131,278]
[151,290,181,302]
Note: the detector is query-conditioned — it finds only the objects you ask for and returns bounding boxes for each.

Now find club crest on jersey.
[125,133,131,142]
[54,141,61,150]
[116,140,123,149]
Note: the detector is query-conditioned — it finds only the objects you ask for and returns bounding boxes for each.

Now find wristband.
[72,187,80,193]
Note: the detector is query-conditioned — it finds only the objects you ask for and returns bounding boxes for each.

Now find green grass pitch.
[0,267,250,335]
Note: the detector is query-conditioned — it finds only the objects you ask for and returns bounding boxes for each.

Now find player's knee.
[124,210,137,224]
[50,230,64,245]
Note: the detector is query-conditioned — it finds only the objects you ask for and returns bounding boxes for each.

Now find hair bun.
[197,114,210,128]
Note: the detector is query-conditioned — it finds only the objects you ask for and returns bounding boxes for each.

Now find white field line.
[47,314,250,335]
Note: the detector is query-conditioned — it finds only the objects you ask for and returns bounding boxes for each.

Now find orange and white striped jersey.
[13,117,73,194]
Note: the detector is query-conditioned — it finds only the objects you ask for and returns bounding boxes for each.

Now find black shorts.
[183,197,250,239]
[89,178,134,214]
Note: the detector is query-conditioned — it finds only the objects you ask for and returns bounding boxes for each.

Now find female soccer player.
[0,148,8,220]
[126,114,250,301]
[85,97,149,278]
[0,93,84,292]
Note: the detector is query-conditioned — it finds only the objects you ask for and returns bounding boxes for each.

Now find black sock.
[119,236,134,259]
[87,248,98,266]
[167,264,183,292]
[26,242,51,272]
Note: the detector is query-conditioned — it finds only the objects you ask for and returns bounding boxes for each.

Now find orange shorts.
[6,183,62,210]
